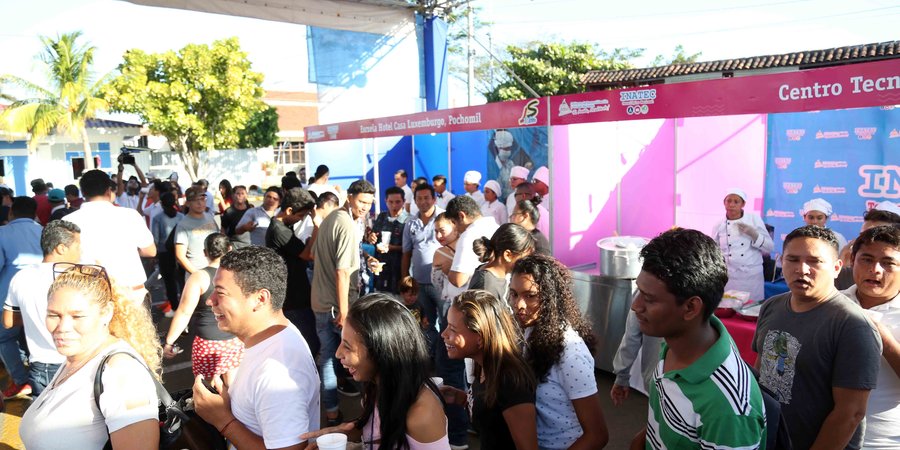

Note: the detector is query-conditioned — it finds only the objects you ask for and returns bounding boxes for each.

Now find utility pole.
[467,0,474,105]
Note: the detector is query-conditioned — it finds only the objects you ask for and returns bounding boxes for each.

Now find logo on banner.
[859,165,900,198]
[626,105,650,115]
[813,185,847,194]
[308,130,325,140]
[855,127,877,140]
[815,130,849,139]
[831,213,864,223]
[775,157,792,170]
[620,89,656,105]
[326,125,340,140]
[786,129,806,141]
[814,160,848,169]
[890,129,900,139]
[558,99,610,117]
[766,209,796,218]
[518,99,540,126]
[783,182,803,194]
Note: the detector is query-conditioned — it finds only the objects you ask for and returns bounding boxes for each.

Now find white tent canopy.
[124,0,416,35]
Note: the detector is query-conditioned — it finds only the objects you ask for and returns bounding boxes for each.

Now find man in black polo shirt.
[266,187,318,355]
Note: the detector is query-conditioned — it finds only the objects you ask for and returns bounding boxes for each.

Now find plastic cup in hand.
[372,262,385,275]
[430,377,443,387]
[381,231,391,245]
[317,433,348,450]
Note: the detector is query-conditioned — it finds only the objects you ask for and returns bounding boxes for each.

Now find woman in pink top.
[303,293,449,449]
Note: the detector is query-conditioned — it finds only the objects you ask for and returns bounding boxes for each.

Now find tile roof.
[85,118,142,129]
[582,40,900,89]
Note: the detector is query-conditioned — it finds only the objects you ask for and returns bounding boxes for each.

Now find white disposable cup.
[431,377,444,387]
[316,433,348,450]
[381,231,391,245]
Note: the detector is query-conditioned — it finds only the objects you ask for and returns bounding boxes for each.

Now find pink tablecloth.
[721,316,758,366]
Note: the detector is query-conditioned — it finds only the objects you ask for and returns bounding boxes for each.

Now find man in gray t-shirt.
[174,187,219,275]
[753,225,882,450]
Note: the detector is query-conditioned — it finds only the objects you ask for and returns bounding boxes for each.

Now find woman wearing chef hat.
[801,198,848,250]
[711,188,774,302]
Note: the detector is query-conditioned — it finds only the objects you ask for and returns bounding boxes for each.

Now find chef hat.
[533,166,549,186]
[464,170,482,185]
[875,200,900,216]
[725,188,747,202]
[510,166,529,180]
[802,198,833,216]
[484,180,501,196]
[494,130,514,148]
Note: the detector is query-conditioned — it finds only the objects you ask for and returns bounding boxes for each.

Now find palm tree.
[0,31,107,170]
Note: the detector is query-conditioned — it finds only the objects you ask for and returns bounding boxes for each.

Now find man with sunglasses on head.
[3,220,81,397]
[65,170,156,304]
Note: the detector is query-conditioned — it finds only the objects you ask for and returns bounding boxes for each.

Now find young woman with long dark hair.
[510,254,609,449]
[441,290,538,450]
[470,223,535,302]
[303,293,448,449]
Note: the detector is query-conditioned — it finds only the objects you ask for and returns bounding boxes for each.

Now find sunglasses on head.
[53,263,111,288]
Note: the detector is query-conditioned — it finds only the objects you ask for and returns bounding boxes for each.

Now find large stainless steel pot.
[596,236,650,279]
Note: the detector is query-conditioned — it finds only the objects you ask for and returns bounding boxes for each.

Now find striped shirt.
[646,316,767,450]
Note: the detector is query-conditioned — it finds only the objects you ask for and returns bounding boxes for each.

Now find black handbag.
[93,351,188,449]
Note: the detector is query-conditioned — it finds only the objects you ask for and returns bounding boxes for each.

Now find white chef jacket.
[711,211,773,301]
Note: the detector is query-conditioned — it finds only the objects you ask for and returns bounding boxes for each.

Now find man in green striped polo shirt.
[629,228,767,450]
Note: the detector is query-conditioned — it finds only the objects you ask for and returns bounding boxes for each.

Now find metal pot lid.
[596,236,650,251]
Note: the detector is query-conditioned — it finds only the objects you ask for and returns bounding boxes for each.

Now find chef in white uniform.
[463,170,485,207]
[506,165,530,215]
[801,198,848,250]
[711,188,773,301]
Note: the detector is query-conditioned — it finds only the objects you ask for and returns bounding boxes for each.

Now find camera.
[118,152,136,165]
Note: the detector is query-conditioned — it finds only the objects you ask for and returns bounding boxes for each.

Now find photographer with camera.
[116,151,147,210]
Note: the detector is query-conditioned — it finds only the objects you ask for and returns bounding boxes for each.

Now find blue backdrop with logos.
[764,106,900,252]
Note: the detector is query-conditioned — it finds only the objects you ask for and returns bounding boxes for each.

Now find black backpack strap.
[93,351,175,412]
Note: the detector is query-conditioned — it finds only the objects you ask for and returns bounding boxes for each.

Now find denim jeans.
[315,311,342,413]
[434,297,470,446]
[0,325,29,386]
[29,361,61,396]
[417,282,440,333]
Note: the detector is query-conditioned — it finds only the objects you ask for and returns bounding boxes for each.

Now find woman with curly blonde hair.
[20,264,161,449]
[509,254,609,449]
[440,289,538,450]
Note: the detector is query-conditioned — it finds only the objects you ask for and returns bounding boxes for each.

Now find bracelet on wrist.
[219,418,238,435]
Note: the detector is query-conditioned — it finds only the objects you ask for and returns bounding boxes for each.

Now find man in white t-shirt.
[65,170,156,303]
[115,156,148,210]
[2,220,80,396]
[842,224,900,449]
[194,246,320,450]
[445,195,499,290]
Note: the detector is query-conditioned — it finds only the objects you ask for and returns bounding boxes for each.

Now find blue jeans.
[29,361,61,396]
[417,282,440,333]
[315,311,342,413]
[0,325,28,386]
[434,297,470,446]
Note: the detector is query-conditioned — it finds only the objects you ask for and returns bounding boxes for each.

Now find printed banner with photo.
[764,105,900,251]
[485,127,549,199]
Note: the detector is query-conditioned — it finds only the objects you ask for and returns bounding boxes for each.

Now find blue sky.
[0,0,896,100]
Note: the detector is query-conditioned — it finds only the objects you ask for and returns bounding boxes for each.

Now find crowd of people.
[0,154,898,450]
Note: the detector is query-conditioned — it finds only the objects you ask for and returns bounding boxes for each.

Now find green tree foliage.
[651,45,703,67]
[103,37,266,181]
[0,31,107,169]
[484,42,639,102]
[238,105,279,149]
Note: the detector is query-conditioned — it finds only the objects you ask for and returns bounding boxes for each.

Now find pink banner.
[305,98,546,142]
[551,59,900,124]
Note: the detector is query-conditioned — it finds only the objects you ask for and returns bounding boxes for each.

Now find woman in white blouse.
[20,264,161,449]
[711,188,774,302]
